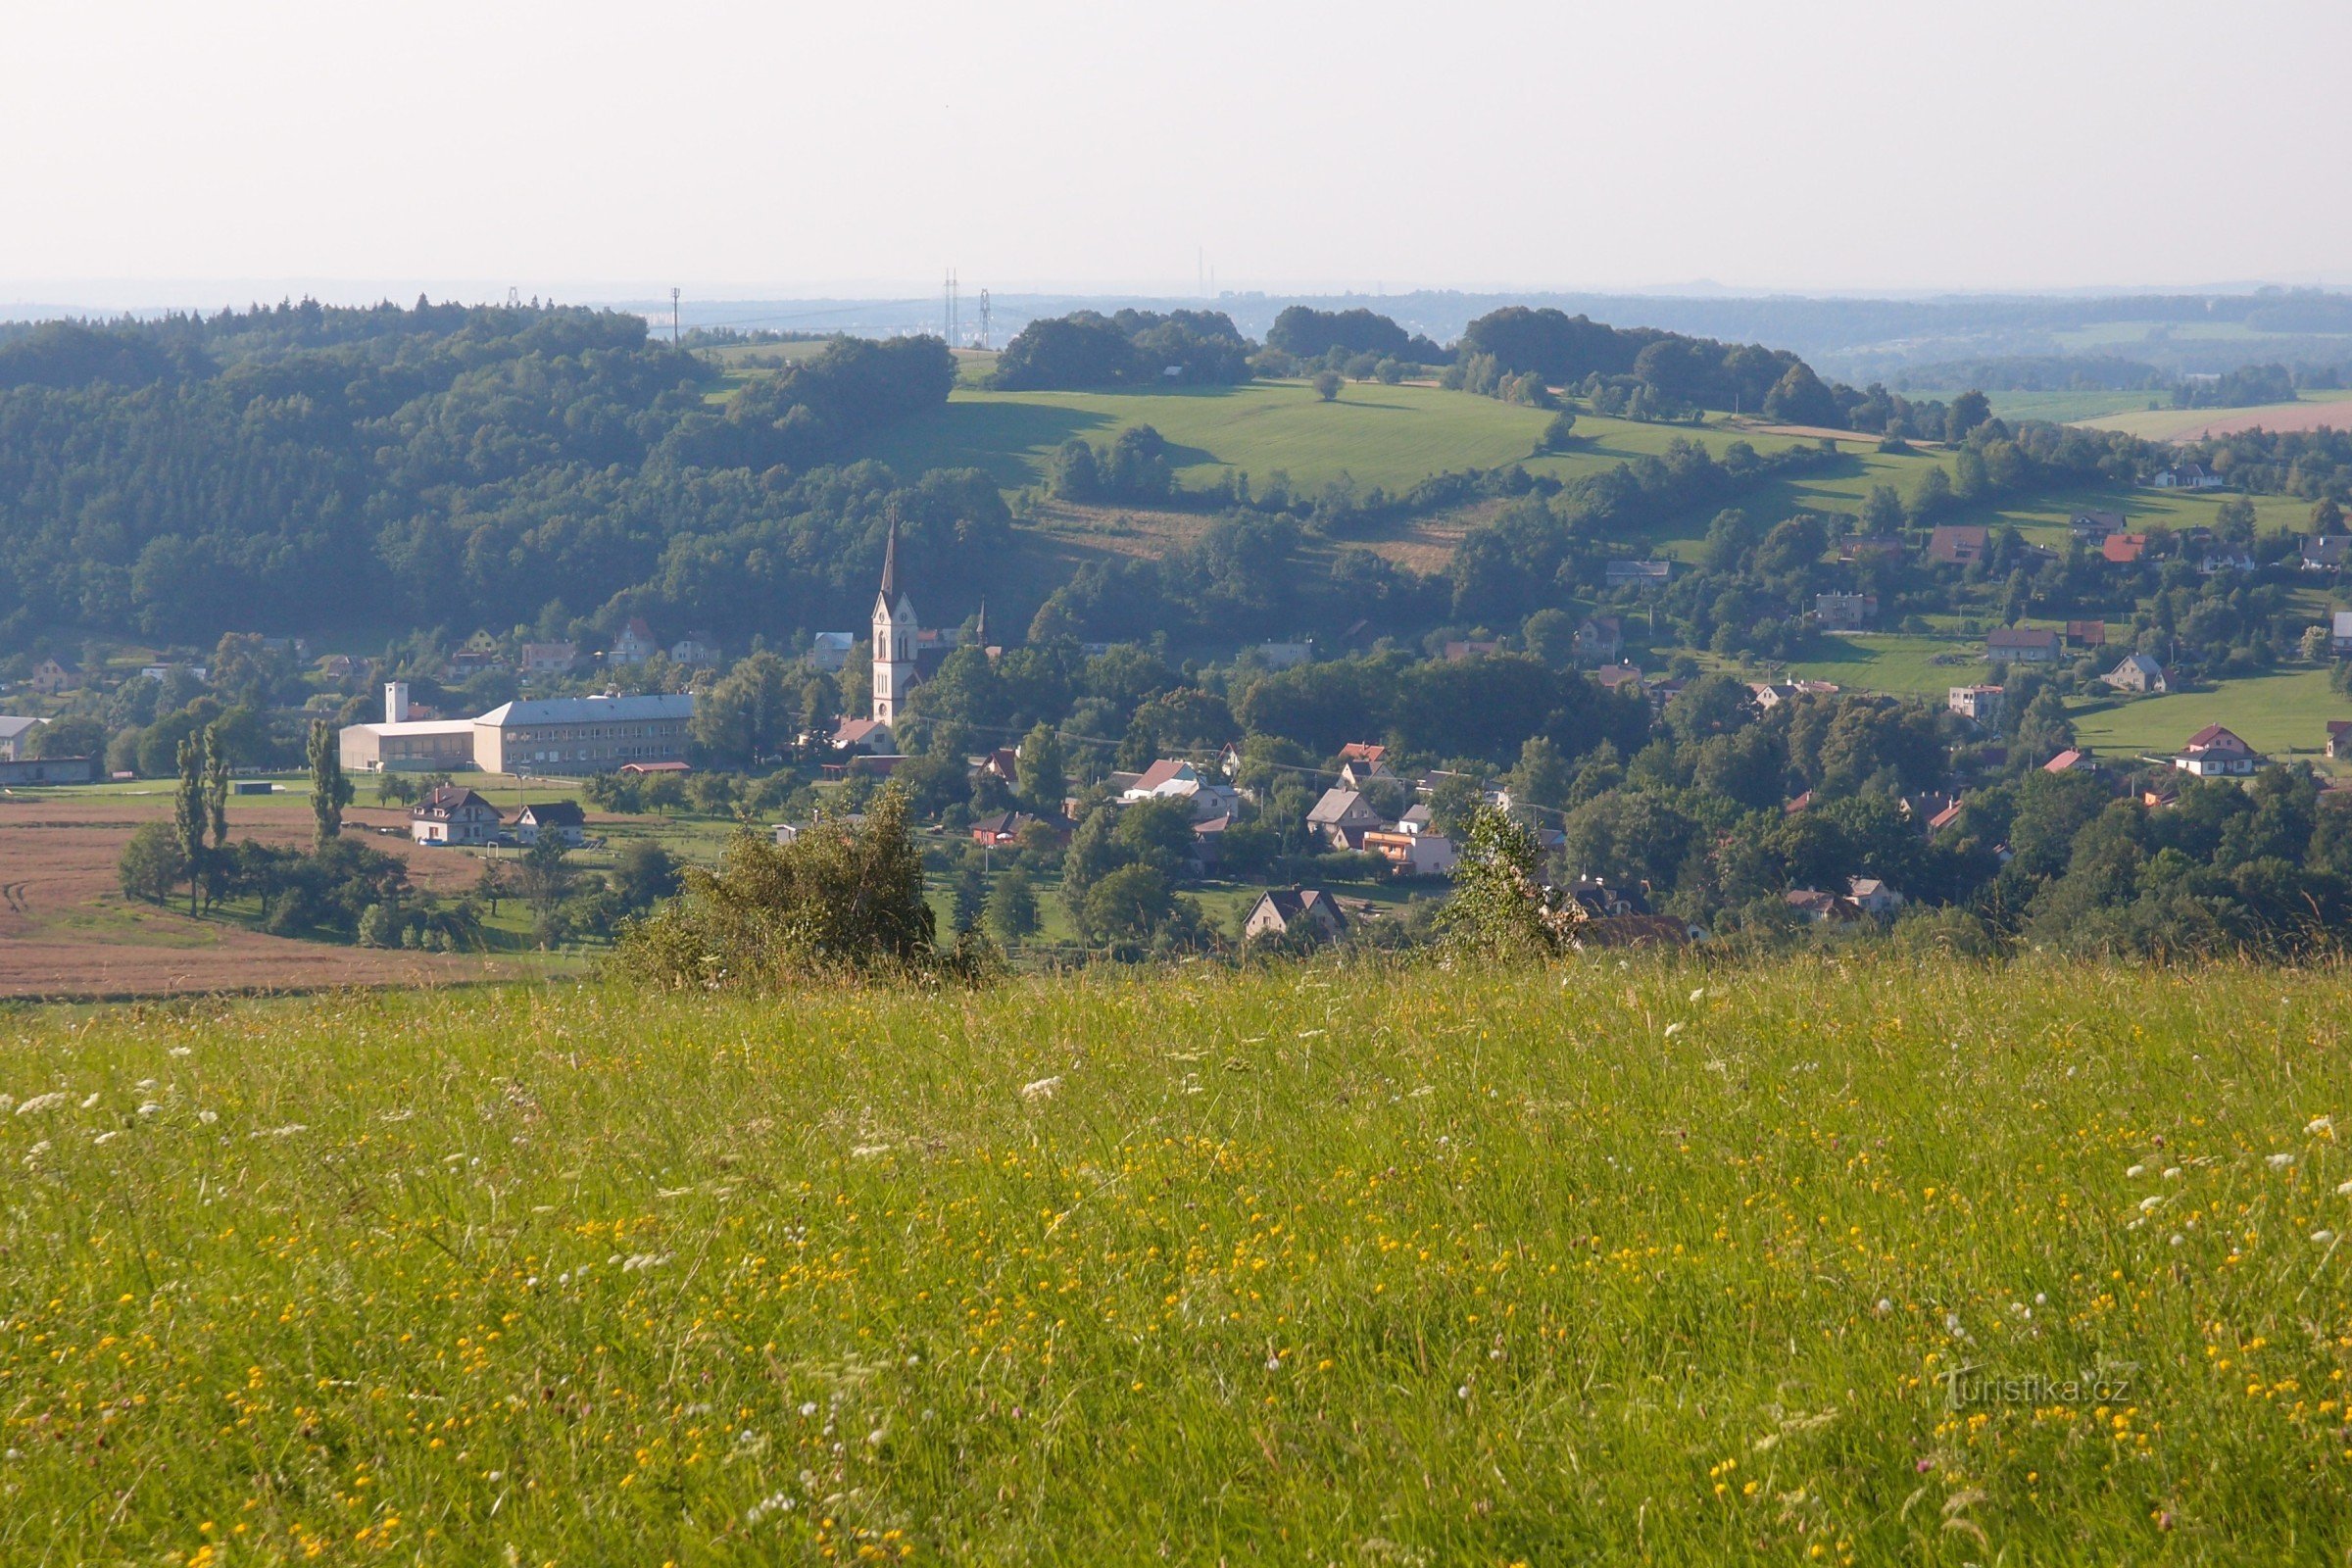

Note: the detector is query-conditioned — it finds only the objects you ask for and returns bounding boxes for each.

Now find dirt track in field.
[0,793,534,1000]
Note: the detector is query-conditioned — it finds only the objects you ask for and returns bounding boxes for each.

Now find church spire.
[974,597,988,650]
[879,513,900,598]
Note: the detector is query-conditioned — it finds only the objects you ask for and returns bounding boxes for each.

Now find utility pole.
[670,287,680,346]
[977,289,993,351]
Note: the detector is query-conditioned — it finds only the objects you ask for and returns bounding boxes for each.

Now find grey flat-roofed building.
[473,693,696,773]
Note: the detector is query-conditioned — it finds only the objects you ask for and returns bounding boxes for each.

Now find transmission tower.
[670,286,681,346]
[506,286,520,308]
[943,270,960,345]
[977,289,993,351]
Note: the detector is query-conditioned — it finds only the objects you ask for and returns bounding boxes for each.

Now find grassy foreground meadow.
[7,960,2352,1563]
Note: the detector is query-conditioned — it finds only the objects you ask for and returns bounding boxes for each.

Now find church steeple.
[870,514,918,725]
[973,597,988,651]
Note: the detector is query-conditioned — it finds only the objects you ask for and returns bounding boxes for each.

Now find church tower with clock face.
[871,516,918,725]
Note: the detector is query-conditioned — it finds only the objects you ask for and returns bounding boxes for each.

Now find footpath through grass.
[7,959,2352,1561]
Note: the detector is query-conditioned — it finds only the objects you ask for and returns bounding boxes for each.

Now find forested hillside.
[0,303,990,647]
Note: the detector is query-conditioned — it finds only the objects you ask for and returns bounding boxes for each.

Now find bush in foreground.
[5,956,2352,1560]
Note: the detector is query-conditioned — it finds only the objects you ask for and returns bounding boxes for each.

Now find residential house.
[1396,802,1435,835]
[1593,664,1645,697]
[2065,619,2107,648]
[27,658,78,695]
[2041,749,2093,774]
[140,662,207,683]
[1986,626,2062,663]
[808,632,858,672]
[2106,653,2169,694]
[1784,888,1862,923]
[447,632,505,679]
[1360,829,1459,877]
[2069,509,2128,541]
[620,760,691,776]
[974,747,1021,784]
[512,801,588,847]
[2102,533,2148,564]
[1567,877,1647,918]
[1603,560,1672,589]
[1814,592,1879,630]
[1948,685,2007,725]
[0,715,38,761]
[2174,723,2263,778]
[2151,464,2224,490]
[1337,742,1388,765]
[2303,536,2352,572]
[1846,877,1905,916]
[1927,800,1965,833]
[410,786,503,846]
[607,618,658,666]
[1305,787,1385,850]
[1124,758,1200,801]
[1751,679,1840,712]
[520,641,578,678]
[2198,549,2258,575]
[1443,639,1503,662]
[969,810,1067,848]
[830,717,895,754]
[1927,525,1989,566]
[1243,887,1348,945]
[2328,721,2352,760]
[1338,757,1394,792]
[2334,611,2352,657]
[668,632,722,667]
[1572,616,1623,664]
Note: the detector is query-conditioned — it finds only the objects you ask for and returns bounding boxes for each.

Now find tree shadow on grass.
[863,401,1122,488]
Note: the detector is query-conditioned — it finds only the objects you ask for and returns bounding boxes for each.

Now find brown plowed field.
[0,791,537,1000]
[2144,400,2352,440]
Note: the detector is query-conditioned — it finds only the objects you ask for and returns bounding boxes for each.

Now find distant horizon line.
[4,275,2350,316]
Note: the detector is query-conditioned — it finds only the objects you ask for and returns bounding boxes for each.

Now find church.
[838,517,988,748]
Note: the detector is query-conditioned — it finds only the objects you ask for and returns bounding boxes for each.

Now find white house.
[512,801,587,847]
[410,785,503,846]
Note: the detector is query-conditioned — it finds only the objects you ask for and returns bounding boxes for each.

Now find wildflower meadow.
[5,957,2352,1563]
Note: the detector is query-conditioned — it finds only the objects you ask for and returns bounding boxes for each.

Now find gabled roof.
[1338,742,1387,763]
[2102,533,2148,564]
[1133,758,1196,791]
[1987,625,2061,650]
[1929,801,1965,832]
[0,715,39,742]
[2113,653,2164,676]
[414,786,498,819]
[517,801,586,827]
[2183,723,2251,753]
[1306,787,1377,825]
[2042,749,2088,773]
[1252,887,1347,930]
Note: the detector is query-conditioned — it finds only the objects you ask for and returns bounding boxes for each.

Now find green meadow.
[2067,667,2350,762]
[10,958,2352,1563]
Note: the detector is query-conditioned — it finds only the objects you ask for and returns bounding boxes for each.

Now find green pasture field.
[2067,666,2352,762]
[1781,632,1991,698]
[10,958,2352,1562]
[859,381,1812,498]
[1900,389,2170,424]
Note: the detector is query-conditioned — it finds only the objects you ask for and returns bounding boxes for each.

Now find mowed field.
[859,380,1822,497]
[2067,667,2352,762]
[0,784,561,998]
[2078,397,2352,442]
[10,960,2352,1561]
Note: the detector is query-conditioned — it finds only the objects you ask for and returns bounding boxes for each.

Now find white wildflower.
[78,1093,100,1110]
[1662,1021,1685,1039]
[1020,1076,1062,1102]
[2164,1167,2181,1179]
[1689,987,1706,1002]
[1265,1355,1281,1372]
[799,1402,818,1417]
[168,1047,190,1057]
[2126,1164,2146,1178]
[2316,1230,2338,1245]
[14,1092,68,1117]
[2268,1152,2296,1170]
[2138,1195,2165,1212]
[851,1144,891,1159]
[2337,1179,2352,1197]
[137,1102,161,1117]
[2310,1116,2336,1137]
[93,1130,122,1146]
[197,1110,218,1125]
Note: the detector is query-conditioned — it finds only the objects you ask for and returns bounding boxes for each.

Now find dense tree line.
[991,309,1253,389]
[1263,306,1446,366]
[0,303,974,648]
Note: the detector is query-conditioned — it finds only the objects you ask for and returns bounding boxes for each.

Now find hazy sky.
[5,0,2347,303]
